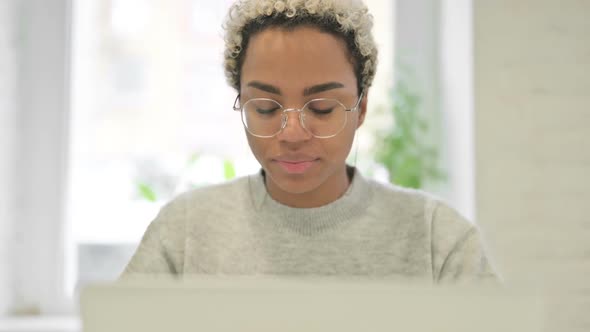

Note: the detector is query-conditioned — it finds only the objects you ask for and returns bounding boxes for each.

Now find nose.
[277,109,312,142]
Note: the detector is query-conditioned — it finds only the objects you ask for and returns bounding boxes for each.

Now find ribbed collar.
[247,166,374,235]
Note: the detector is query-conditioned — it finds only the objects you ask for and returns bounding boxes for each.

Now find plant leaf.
[224,159,236,180]
[137,182,157,202]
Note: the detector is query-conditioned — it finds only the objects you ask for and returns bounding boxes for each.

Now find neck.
[265,165,351,208]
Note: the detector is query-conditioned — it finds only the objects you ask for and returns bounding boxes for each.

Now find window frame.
[12,0,74,315]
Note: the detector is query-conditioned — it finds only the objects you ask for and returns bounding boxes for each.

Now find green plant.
[373,80,445,189]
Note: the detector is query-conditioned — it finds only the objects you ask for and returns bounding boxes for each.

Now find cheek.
[245,133,269,161]
[323,128,357,160]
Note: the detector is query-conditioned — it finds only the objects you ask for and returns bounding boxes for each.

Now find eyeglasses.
[233,92,364,139]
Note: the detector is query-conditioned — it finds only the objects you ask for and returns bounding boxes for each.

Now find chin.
[265,164,326,195]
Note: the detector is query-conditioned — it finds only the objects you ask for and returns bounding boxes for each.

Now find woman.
[122,0,498,283]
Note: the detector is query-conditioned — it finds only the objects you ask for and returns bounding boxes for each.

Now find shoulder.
[145,175,251,234]
[365,177,439,221]
[368,178,437,206]
[164,175,251,213]
[362,178,496,281]
[364,176,474,234]
[429,198,475,241]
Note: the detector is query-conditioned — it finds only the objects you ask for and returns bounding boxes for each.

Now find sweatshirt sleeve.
[430,201,500,283]
[119,194,187,278]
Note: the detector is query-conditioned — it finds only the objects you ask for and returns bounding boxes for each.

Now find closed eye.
[309,107,334,115]
[256,107,281,115]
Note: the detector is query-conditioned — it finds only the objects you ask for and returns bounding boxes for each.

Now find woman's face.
[239,26,367,206]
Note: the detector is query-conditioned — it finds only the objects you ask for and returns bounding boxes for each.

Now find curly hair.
[223,0,378,94]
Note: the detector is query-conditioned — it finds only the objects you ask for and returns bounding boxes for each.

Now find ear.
[356,91,368,129]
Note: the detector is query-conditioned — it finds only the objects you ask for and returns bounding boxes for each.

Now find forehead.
[240,26,357,92]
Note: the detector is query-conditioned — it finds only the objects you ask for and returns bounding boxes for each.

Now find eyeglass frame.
[232,92,364,139]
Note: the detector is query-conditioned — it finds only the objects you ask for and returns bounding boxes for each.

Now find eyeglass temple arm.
[346,91,365,112]
[232,94,241,111]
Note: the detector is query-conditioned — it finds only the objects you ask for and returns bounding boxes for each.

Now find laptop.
[80,276,543,332]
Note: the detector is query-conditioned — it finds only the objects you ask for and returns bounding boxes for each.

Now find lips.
[273,156,319,174]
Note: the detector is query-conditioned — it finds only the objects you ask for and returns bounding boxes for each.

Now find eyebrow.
[245,81,345,96]
[247,81,281,95]
[303,82,345,96]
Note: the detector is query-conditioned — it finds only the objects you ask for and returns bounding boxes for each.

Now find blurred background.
[0,0,589,331]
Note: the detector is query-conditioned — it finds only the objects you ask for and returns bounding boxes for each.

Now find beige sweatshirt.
[122,167,498,283]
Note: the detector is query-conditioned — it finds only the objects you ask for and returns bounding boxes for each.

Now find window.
[67,0,395,297]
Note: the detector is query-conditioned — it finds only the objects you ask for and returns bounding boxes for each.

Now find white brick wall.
[0,0,16,315]
[475,1,590,331]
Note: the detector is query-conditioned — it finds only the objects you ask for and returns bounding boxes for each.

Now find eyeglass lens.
[241,99,347,137]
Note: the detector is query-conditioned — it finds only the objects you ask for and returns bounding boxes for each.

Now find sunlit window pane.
[68,0,255,291]
[68,0,393,292]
